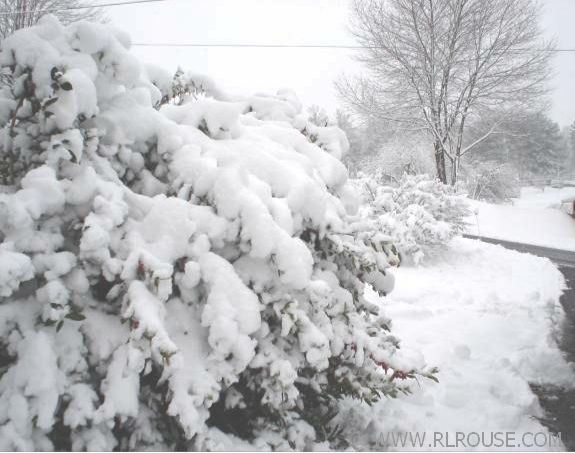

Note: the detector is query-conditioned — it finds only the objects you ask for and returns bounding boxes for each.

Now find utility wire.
[2,0,575,53]
[0,0,168,16]
[133,43,363,49]
[131,43,575,52]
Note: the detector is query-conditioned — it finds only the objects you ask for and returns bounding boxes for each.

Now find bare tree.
[0,0,104,39]
[338,0,554,184]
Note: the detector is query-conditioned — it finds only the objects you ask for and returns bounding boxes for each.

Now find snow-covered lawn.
[466,199,575,251]
[466,185,575,251]
[344,238,574,450]
[513,186,575,211]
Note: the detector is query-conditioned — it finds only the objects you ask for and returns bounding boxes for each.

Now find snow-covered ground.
[466,187,575,251]
[513,186,575,211]
[341,238,574,450]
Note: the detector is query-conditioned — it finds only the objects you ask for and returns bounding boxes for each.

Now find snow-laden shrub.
[464,160,520,202]
[166,68,227,106]
[306,104,330,127]
[0,17,433,451]
[353,173,470,264]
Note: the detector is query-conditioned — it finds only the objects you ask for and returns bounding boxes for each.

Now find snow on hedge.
[0,17,434,450]
[352,174,471,264]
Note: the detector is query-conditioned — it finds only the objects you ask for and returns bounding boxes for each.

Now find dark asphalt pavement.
[531,266,575,451]
[463,234,575,267]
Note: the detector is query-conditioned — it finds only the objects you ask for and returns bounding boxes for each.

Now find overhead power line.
[131,43,575,52]
[133,43,363,49]
[2,0,574,53]
[0,0,168,16]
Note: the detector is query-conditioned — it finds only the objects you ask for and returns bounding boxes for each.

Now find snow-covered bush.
[464,160,520,202]
[341,116,436,181]
[372,133,435,182]
[166,68,227,106]
[0,17,432,450]
[306,104,330,127]
[353,174,470,264]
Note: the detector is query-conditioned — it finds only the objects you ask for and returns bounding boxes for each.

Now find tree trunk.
[450,156,459,186]
[434,140,447,184]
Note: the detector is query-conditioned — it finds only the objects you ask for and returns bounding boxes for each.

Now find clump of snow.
[0,245,34,297]
[162,98,242,139]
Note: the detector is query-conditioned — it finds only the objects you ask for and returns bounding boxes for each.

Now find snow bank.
[336,238,574,450]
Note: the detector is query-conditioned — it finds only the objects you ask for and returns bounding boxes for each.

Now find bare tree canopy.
[0,0,105,39]
[338,0,554,184]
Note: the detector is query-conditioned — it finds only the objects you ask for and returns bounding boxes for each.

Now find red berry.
[391,370,407,380]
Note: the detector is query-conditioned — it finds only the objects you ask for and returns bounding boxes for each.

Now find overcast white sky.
[107,0,575,127]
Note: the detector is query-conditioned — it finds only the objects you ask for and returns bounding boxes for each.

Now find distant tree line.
[465,111,571,182]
